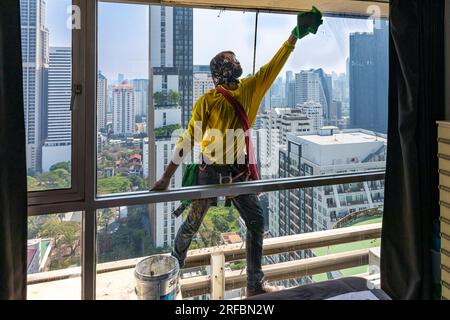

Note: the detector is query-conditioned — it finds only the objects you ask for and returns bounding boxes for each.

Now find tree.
[39,218,81,256]
[128,174,147,190]
[154,124,182,139]
[49,161,71,173]
[97,176,132,195]
[168,90,180,105]
[153,91,166,106]
[153,90,181,106]
[27,176,44,191]
[37,170,70,189]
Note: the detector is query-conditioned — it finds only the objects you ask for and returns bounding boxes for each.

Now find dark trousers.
[171,164,265,290]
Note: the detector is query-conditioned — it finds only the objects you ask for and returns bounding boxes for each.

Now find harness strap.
[215,86,260,181]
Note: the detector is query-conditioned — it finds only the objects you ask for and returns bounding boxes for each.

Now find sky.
[46,1,375,81]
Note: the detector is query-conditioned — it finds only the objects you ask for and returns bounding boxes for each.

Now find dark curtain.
[0,0,28,300]
[381,0,445,299]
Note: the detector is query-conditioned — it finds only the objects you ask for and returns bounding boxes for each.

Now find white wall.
[154,107,181,127]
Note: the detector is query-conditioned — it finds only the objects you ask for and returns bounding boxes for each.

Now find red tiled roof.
[129,154,141,160]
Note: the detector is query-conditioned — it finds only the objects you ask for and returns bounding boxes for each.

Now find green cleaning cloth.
[172,163,199,218]
[182,163,198,187]
[292,6,323,40]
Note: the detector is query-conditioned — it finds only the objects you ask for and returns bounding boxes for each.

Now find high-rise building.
[20,0,49,172]
[45,47,71,145]
[280,128,386,233]
[112,83,135,135]
[193,73,214,104]
[295,69,332,120]
[285,71,296,108]
[130,79,148,117]
[193,65,211,74]
[270,77,284,108]
[143,108,183,247]
[256,108,312,246]
[257,108,312,179]
[174,7,193,127]
[41,47,72,171]
[97,72,108,132]
[349,21,389,134]
[150,6,193,127]
[299,101,323,131]
[277,128,386,285]
[329,100,343,126]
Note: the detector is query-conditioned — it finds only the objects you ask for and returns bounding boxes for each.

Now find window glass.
[21,0,73,191]
[27,212,82,300]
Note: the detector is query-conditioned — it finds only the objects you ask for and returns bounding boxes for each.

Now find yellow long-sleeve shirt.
[175,40,295,165]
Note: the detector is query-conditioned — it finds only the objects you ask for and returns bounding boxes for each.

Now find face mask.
[211,53,243,86]
[231,63,243,79]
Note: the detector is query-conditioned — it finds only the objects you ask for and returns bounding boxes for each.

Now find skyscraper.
[41,47,72,171]
[349,21,389,134]
[112,83,135,135]
[150,6,193,127]
[143,108,183,247]
[314,69,332,121]
[46,47,71,145]
[130,79,148,118]
[20,0,49,172]
[285,71,295,108]
[294,69,332,120]
[97,72,108,131]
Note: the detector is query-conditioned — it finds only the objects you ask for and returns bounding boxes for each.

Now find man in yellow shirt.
[152,9,323,297]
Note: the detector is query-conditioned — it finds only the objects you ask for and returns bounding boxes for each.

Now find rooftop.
[299,132,386,146]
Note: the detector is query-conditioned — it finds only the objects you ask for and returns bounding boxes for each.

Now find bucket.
[134,255,180,300]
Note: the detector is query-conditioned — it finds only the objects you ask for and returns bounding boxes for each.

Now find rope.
[252,11,259,75]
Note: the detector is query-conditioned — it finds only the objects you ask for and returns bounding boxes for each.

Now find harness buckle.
[219,172,233,184]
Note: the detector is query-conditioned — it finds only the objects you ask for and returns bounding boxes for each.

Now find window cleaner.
[151,6,323,297]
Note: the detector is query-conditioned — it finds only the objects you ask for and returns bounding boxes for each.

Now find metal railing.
[27,223,382,299]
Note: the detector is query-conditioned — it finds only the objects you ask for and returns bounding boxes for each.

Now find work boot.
[246,281,281,297]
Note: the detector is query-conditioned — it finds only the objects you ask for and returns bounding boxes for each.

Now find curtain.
[0,0,28,300]
[381,0,445,299]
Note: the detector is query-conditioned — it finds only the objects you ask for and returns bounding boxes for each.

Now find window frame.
[27,0,86,207]
[26,0,388,300]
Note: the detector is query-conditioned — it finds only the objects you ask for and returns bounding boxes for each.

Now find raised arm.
[248,38,296,102]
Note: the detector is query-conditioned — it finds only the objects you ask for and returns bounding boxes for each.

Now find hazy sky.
[46,1,374,81]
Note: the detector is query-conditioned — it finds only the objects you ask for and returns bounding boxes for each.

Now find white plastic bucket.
[134,255,179,300]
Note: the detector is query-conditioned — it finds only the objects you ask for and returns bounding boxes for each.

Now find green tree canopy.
[154,124,182,139]
[97,176,132,195]
[153,90,181,106]
[49,161,71,173]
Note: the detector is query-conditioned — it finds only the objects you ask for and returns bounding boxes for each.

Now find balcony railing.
[27,223,382,300]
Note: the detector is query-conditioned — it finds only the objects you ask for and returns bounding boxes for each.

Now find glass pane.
[96,205,175,299]
[27,212,82,300]
[93,185,382,300]
[21,0,73,191]
[96,2,149,195]
[254,13,389,180]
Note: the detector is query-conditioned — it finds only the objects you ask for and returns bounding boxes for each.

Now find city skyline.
[93,4,374,81]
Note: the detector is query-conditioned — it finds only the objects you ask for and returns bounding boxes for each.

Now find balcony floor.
[28,268,136,300]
